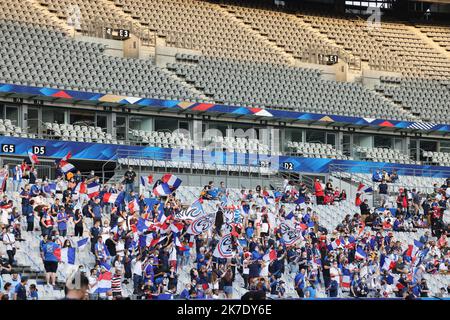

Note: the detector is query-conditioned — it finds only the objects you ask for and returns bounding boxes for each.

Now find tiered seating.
[423,151,450,167]
[376,77,450,122]
[117,158,278,175]
[355,146,418,164]
[0,0,63,30]
[0,119,35,138]
[416,24,450,52]
[286,141,351,160]
[209,136,278,155]
[168,56,415,120]
[0,20,197,100]
[43,122,114,144]
[358,20,450,79]
[222,2,345,62]
[38,0,150,40]
[114,0,288,63]
[129,130,199,149]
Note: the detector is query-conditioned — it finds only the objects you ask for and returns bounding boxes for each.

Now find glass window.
[305,130,326,144]
[440,141,450,153]
[155,117,178,132]
[326,133,336,147]
[42,107,65,124]
[116,116,127,141]
[70,110,95,125]
[5,106,19,126]
[374,135,392,148]
[285,128,303,143]
[96,114,107,130]
[27,108,39,135]
[129,115,153,133]
[420,140,437,152]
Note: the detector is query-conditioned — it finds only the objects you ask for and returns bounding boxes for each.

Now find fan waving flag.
[357,183,373,194]
[28,151,39,165]
[140,175,154,189]
[77,238,89,249]
[128,198,139,213]
[153,183,173,197]
[87,182,100,199]
[263,249,277,262]
[161,174,182,189]
[59,161,75,173]
[103,193,119,204]
[60,247,76,265]
[355,247,367,260]
[213,234,233,259]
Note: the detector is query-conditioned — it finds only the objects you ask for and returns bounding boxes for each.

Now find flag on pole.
[59,161,75,173]
[355,247,367,260]
[102,193,119,204]
[357,183,373,194]
[87,182,100,199]
[161,174,182,189]
[28,151,39,165]
[140,175,154,188]
[153,183,173,197]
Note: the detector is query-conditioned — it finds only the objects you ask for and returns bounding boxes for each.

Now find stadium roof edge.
[0,83,448,135]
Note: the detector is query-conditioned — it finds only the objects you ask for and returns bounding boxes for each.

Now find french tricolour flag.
[381,255,396,271]
[136,217,152,233]
[60,161,75,173]
[153,183,173,197]
[60,247,76,265]
[357,183,373,194]
[355,247,367,260]
[128,198,139,213]
[263,249,277,262]
[96,271,112,294]
[87,182,100,199]
[102,193,119,204]
[161,174,182,189]
[28,151,39,165]
[74,182,87,195]
[140,175,154,188]
[327,238,342,251]
[341,268,352,288]
[77,238,89,249]
[406,240,424,257]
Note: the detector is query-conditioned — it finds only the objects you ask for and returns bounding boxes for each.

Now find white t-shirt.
[2,233,15,251]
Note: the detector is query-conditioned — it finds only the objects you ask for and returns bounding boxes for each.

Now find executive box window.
[42,107,65,124]
[155,117,178,132]
[5,106,19,126]
[440,141,450,154]
[374,135,392,149]
[420,140,437,152]
[27,107,40,135]
[129,115,153,132]
[116,116,127,141]
[305,130,326,144]
[70,110,95,125]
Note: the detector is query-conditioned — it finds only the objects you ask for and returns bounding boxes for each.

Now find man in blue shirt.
[294,268,306,298]
[57,210,68,237]
[89,198,102,223]
[14,276,28,300]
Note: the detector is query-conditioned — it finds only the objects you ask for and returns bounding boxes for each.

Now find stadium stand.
[286,141,351,160]
[0,0,450,302]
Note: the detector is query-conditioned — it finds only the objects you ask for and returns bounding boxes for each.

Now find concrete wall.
[75,35,124,58]
[154,37,202,67]
[361,69,403,90]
